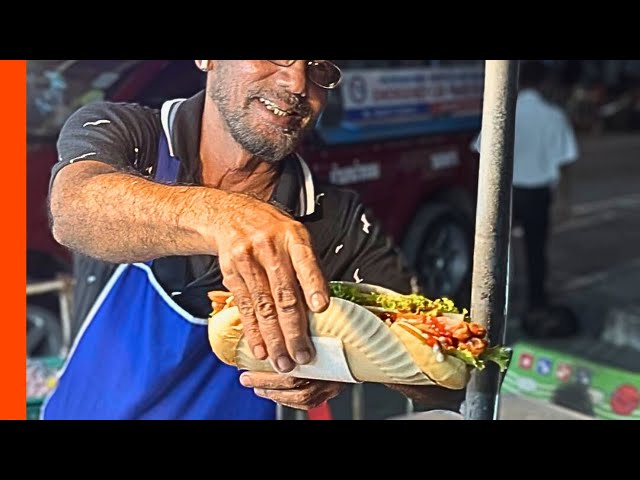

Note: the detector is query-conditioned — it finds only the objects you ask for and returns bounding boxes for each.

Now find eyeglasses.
[266,60,342,90]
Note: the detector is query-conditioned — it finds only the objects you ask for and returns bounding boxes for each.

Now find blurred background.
[26,60,640,420]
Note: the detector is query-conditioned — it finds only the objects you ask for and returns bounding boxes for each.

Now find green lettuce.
[445,348,485,370]
[328,283,377,306]
[328,282,467,318]
[444,345,512,372]
[482,345,512,372]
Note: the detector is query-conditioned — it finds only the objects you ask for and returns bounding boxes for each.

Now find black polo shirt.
[52,91,418,336]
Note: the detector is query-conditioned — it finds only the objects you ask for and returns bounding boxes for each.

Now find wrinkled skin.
[240,371,346,411]
[201,61,330,373]
[207,60,325,165]
[212,192,330,373]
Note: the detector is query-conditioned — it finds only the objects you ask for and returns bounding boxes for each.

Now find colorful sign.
[502,342,640,420]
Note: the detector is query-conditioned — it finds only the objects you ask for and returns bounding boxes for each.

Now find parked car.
[27,59,483,356]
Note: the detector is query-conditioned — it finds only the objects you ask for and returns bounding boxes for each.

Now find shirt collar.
[160,90,316,219]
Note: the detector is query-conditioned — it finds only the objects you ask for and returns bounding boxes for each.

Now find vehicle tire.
[401,202,474,306]
[27,304,63,358]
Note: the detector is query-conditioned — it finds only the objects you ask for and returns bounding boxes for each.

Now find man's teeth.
[259,97,291,117]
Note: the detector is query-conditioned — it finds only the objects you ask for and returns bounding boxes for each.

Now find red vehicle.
[27,60,483,356]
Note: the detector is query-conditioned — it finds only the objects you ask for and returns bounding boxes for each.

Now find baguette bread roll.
[208,295,469,389]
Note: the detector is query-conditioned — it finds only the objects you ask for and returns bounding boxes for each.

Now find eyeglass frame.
[266,60,343,90]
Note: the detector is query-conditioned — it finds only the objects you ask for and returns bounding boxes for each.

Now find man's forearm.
[49,161,223,264]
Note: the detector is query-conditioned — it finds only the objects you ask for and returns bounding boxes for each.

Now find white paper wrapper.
[268,336,361,384]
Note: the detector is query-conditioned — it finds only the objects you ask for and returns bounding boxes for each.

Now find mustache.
[248,88,312,117]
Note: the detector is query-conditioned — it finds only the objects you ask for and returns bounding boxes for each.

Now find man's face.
[208,61,328,163]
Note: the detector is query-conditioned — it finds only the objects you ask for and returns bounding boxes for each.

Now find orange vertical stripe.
[0,60,26,420]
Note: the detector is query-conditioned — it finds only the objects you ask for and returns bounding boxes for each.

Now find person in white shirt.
[474,61,579,325]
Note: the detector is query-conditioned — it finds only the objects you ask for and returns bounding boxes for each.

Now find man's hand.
[240,371,346,411]
[211,193,330,373]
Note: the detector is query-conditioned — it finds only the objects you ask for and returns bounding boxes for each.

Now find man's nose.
[274,60,308,96]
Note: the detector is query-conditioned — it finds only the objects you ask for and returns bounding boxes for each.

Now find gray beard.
[208,84,305,164]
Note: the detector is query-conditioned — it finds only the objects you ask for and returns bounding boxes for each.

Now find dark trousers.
[512,186,552,308]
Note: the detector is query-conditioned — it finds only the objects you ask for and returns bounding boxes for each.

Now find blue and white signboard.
[341,66,484,126]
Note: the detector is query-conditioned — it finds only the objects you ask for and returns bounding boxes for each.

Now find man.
[43,60,462,420]
[474,61,579,336]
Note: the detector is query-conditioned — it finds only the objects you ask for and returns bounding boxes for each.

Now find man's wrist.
[175,186,226,256]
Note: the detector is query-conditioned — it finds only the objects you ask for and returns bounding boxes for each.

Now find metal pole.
[464,60,519,420]
[26,278,71,296]
[351,383,365,420]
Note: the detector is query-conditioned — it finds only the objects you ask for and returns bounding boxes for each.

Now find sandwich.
[207,281,511,390]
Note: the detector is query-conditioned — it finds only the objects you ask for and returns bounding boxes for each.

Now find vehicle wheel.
[402,202,474,305]
[27,304,63,358]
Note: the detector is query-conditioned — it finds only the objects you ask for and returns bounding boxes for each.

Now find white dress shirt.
[473,89,579,188]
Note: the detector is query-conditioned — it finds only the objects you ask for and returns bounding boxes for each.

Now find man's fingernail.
[276,355,294,372]
[239,374,252,388]
[295,349,311,365]
[253,345,267,360]
[311,292,327,311]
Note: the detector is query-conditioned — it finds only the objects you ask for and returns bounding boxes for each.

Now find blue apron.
[41,113,276,420]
